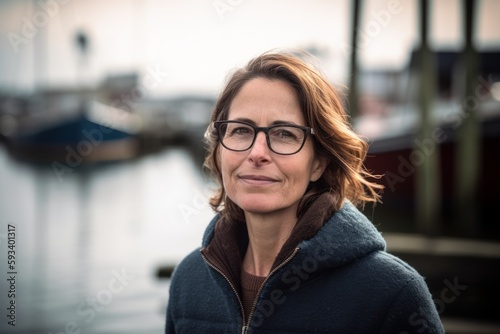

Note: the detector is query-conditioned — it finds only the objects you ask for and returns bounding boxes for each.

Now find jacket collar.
[201,193,335,250]
[201,193,386,286]
[297,199,386,271]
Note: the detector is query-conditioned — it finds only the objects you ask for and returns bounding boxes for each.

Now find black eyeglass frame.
[213,120,315,155]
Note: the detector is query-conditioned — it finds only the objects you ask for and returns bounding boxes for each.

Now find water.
[0,145,214,333]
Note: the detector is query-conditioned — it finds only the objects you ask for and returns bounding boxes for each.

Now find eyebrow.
[229,117,301,126]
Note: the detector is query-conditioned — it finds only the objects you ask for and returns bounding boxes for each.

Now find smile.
[238,175,278,185]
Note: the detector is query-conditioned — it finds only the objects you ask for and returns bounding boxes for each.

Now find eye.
[227,124,254,137]
[234,127,251,134]
[271,127,299,139]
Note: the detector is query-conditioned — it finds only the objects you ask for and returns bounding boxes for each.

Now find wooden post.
[348,0,361,119]
[455,0,480,236]
[415,0,441,235]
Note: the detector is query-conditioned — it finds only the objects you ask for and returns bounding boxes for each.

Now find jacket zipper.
[200,253,247,332]
[245,247,299,333]
[202,247,300,334]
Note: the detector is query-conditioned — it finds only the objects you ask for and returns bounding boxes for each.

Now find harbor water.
[0,144,213,333]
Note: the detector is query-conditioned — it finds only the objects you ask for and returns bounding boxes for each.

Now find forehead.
[227,78,305,123]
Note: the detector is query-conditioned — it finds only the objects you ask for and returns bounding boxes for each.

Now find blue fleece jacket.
[165,200,444,333]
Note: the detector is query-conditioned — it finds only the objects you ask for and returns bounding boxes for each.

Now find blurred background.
[0,0,499,333]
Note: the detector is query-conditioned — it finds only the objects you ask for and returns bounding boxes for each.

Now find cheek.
[282,161,312,187]
[219,150,239,181]
[294,150,316,177]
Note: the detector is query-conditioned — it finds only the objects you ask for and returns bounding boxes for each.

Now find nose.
[248,131,271,163]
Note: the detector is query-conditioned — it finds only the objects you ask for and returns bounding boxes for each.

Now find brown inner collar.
[201,193,335,294]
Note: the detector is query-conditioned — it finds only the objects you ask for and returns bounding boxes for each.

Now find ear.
[310,155,328,182]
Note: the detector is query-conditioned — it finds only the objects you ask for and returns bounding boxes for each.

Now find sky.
[0,0,499,97]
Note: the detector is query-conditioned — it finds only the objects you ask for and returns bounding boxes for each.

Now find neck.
[242,210,297,277]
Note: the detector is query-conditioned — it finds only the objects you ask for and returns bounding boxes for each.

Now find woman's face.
[219,78,326,219]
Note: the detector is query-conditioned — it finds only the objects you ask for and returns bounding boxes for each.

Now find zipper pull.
[241,325,248,334]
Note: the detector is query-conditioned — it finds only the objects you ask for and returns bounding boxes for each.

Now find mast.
[455,0,480,236]
[348,0,361,119]
[415,0,441,235]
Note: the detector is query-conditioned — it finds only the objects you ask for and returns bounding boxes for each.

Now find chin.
[238,200,276,214]
[241,206,278,215]
[233,195,293,216]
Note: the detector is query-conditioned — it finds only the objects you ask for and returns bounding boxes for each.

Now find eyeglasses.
[213,120,315,155]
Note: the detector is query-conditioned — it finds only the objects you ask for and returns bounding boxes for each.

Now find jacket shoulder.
[370,251,423,281]
[170,247,204,284]
[366,251,445,333]
[358,250,432,300]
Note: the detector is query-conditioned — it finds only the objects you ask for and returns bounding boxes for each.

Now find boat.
[4,99,142,170]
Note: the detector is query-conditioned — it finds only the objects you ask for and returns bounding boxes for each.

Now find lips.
[238,174,278,185]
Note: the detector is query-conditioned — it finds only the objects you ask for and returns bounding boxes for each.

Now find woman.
[165,50,444,333]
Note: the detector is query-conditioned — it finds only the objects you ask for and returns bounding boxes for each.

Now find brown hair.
[203,50,383,222]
